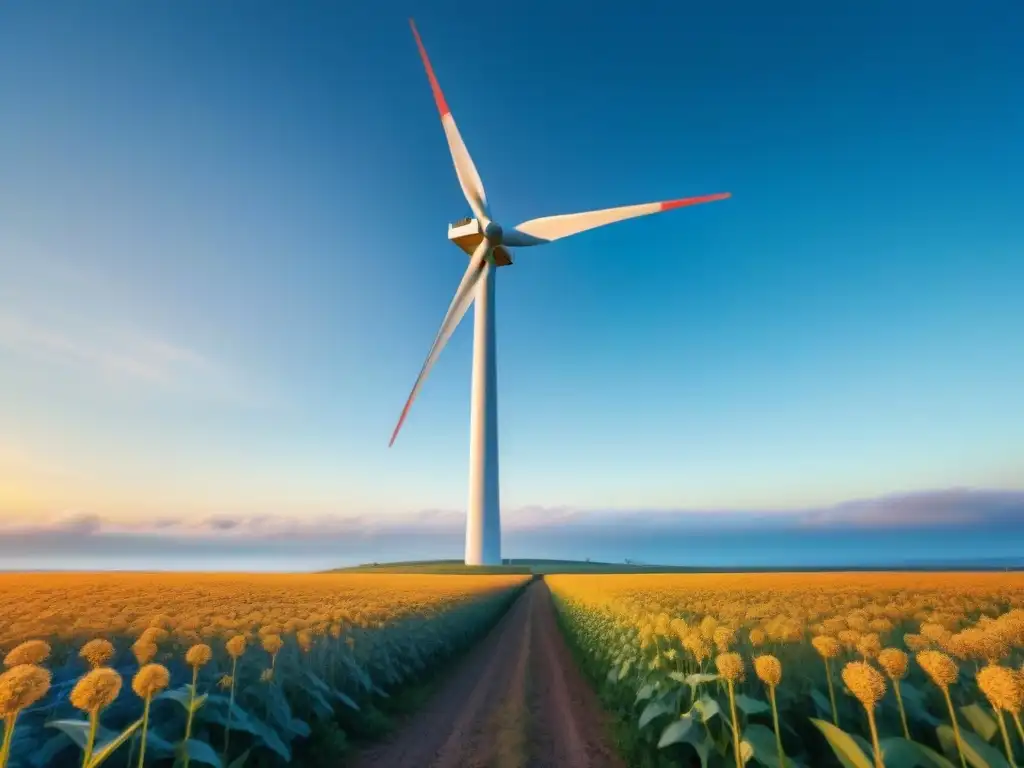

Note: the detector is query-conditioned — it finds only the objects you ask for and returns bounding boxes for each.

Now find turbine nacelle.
[448,218,514,266]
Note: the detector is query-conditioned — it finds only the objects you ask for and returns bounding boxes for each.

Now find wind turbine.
[390,19,731,566]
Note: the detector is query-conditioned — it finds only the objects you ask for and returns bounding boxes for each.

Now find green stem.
[125,723,136,768]
[824,658,838,726]
[82,710,98,768]
[942,687,967,768]
[1014,712,1024,748]
[995,710,1016,768]
[222,657,237,760]
[0,714,17,768]
[183,666,197,767]
[893,681,910,740]
[866,709,883,768]
[769,686,785,768]
[728,681,743,768]
[137,697,151,768]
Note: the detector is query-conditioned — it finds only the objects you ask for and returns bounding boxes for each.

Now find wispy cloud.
[0,309,271,407]
[1,488,1020,570]
[0,311,209,384]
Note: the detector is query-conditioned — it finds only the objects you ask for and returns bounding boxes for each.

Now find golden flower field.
[0,573,529,767]
[2,570,1023,767]
[548,572,1024,768]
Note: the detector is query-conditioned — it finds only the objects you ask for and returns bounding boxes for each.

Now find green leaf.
[45,720,116,750]
[852,734,875,760]
[638,699,673,729]
[690,693,721,724]
[880,737,958,768]
[226,749,252,768]
[304,685,335,720]
[287,718,311,738]
[899,682,941,727]
[734,693,771,716]
[663,718,714,767]
[30,734,75,767]
[742,723,797,768]
[606,666,619,684]
[139,729,176,758]
[685,673,719,688]
[87,718,143,768]
[197,700,291,761]
[331,689,360,711]
[936,725,1010,768]
[155,686,194,713]
[959,704,998,742]
[657,716,694,748]
[635,683,656,703]
[810,688,834,718]
[175,739,222,768]
[619,659,632,681]
[45,719,91,748]
[190,693,208,714]
[810,717,874,768]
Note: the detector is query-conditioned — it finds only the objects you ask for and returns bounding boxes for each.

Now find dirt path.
[352,579,624,768]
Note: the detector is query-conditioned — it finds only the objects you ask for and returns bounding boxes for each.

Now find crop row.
[0,573,530,767]
[548,572,1024,768]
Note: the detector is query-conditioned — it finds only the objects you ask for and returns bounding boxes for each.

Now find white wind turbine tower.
[390,20,731,566]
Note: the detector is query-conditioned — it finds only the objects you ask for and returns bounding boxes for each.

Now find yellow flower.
[79,638,115,668]
[70,667,122,713]
[713,626,736,653]
[217,674,234,691]
[838,629,861,651]
[917,650,958,689]
[811,635,841,659]
[715,652,744,683]
[261,634,283,655]
[748,628,766,647]
[185,643,213,668]
[132,640,158,665]
[132,664,170,699]
[856,633,882,660]
[138,627,169,645]
[297,630,313,653]
[904,633,930,652]
[3,640,51,668]
[842,661,887,710]
[877,648,908,680]
[976,665,1022,713]
[226,634,247,659]
[0,664,51,717]
[754,654,782,687]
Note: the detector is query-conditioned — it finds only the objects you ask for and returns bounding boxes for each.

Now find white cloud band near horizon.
[2,487,1021,539]
[1,488,1020,571]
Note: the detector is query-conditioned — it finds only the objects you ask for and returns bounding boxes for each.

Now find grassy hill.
[325,557,1023,575]
[327,558,709,575]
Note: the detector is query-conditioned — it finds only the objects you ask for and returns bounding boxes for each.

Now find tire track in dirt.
[351,579,623,768]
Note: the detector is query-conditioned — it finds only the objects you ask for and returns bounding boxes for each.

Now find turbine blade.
[390,240,491,447]
[409,19,489,221]
[502,192,731,246]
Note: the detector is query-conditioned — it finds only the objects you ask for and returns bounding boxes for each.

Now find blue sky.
[1,1,1022,567]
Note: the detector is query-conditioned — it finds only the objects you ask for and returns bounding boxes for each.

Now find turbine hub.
[483,221,503,243]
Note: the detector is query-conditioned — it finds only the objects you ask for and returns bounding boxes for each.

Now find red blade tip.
[660,193,731,211]
[408,20,451,118]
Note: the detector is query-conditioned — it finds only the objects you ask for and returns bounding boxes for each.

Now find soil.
[352,579,625,768]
